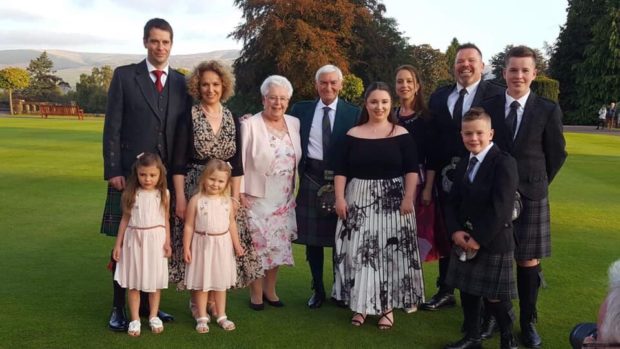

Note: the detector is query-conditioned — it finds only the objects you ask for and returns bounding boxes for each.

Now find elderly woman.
[170,60,263,315]
[240,75,301,310]
[332,82,424,330]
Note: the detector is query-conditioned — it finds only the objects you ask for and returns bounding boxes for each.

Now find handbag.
[304,171,336,217]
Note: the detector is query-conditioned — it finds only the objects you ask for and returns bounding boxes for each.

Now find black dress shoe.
[263,294,284,307]
[330,297,348,308]
[157,310,174,322]
[249,301,265,311]
[500,333,518,349]
[444,336,482,349]
[521,321,542,348]
[108,306,128,332]
[307,292,326,309]
[480,316,498,339]
[420,292,456,311]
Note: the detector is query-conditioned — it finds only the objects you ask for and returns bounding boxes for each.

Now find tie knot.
[323,106,331,113]
[469,156,478,166]
[152,70,164,78]
[510,101,520,110]
[459,88,468,97]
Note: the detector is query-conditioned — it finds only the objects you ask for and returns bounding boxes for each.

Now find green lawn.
[0,117,618,348]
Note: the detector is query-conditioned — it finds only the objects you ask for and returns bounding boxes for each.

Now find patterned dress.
[170,105,263,289]
[245,126,297,270]
[332,134,425,315]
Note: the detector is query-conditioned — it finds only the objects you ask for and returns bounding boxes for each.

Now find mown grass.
[0,117,618,348]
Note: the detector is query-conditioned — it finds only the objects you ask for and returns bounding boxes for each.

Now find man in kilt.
[100,18,192,331]
[443,108,519,349]
[483,46,567,348]
[290,65,360,308]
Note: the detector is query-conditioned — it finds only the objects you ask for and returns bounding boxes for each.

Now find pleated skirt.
[184,232,237,292]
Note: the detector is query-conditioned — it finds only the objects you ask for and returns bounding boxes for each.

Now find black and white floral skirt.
[332,177,425,315]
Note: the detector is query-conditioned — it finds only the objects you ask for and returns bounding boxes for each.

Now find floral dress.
[245,126,297,270]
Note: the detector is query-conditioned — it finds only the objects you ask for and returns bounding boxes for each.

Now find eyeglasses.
[266,96,289,103]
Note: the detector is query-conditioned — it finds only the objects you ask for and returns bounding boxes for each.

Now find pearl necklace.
[201,103,222,119]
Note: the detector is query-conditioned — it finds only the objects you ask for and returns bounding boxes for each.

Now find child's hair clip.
[226,161,233,169]
[136,152,145,159]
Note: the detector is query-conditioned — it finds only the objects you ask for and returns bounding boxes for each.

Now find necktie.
[322,106,331,162]
[506,101,520,139]
[453,88,468,124]
[465,156,479,182]
[152,70,164,93]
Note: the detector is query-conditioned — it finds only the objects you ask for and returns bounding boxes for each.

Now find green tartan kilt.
[100,184,122,237]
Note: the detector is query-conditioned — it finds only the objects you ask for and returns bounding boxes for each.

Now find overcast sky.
[0,0,568,60]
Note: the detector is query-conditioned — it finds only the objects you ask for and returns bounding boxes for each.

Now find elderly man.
[290,65,360,309]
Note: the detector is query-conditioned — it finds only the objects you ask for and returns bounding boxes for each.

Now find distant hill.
[0,49,240,89]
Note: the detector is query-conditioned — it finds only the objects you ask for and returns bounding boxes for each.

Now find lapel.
[299,100,318,154]
[134,60,162,122]
[438,85,455,124]
[513,92,537,149]
[471,145,499,185]
[331,99,350,148]
[488,94,513,153]
[471,80,487,107]
[284,115,302,165]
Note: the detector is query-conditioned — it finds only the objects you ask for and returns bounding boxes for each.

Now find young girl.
[113,152,171,336]
[183,159,244,333]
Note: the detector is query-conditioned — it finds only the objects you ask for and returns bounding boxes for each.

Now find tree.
[75,66,113,113]
[445,37,460,80]
[408,44,450,94]
[489,45,548,84]
[23,51,65,102]
[340,73,364,104]
[0,67,30,115]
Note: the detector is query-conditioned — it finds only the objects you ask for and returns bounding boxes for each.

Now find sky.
[0,0,569,61]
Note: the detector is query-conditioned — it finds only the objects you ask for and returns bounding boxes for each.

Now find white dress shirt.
[447,79,482,118]
[145,59,170,86]
[504,90,530,138]
[307,97,337,160]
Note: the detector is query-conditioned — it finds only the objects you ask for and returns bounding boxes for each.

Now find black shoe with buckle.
[501,333,518,349]
[444,336,482,349]
[420,292,456,311]
[108,306,128,332]
[521,321,542,348]
[307,292,326,309]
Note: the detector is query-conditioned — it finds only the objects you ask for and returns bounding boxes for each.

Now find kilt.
[294,172,338,247]
[514,196,551,260]
[445,247,516,300]
[100,184,122,237]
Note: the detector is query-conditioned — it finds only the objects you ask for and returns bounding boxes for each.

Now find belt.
[305,158,325,176]
[195,230,229,236]
[128,225,165,230]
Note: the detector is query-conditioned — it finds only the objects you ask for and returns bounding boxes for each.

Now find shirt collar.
[470,142,494,163]
[505,90,530,108]
[456,79,482,95]
[318,97,339,111]
[145,59,169,75]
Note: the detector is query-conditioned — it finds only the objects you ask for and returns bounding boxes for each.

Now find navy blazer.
[428,80,504,171]
[482,92,567,200]
[444,145,519,253]
[103,60,192,179]
[289,98,360,176]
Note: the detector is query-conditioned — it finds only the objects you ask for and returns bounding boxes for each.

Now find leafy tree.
[23,51,65,102]
[341,73,364,104]
[445,37,460,80]
[489,45,548,84]
[0,67,30,114]
[408,44,450,94]
[75,66,113,113]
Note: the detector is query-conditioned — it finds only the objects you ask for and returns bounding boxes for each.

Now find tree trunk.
[8,89,13,115]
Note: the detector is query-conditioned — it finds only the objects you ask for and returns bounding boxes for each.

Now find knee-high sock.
[306,245,325,294]
[485,300,514,336]
[110,251,125,308]
[517,264,541,323]
[460,291,482,339]
[437,256,454,294]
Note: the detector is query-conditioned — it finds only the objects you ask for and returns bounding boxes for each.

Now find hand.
[183,248,191,264]
[239,113,252,122]
[239,194,249,209]
[421,186,433,206]
[175,195,186,220]
[112,245,122,262]
[163,242,172,258]
[108,176,125,191]
[231,197,240,215]
[400,197,414,215]
[465,237,480,252]
[335,197,347,220]
[234,244,245,257]
[452,231,470,249]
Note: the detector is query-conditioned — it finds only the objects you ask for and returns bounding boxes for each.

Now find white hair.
[260,75,293,98]
[600,260,620,343]
[315,64,343,82]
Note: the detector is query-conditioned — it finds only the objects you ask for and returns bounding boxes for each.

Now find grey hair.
[260,75,293,98]
[315,64,343,82]
[600,260,620,342]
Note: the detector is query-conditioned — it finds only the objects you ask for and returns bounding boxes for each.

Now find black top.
[395,108,436,170]
[335,133,418,179]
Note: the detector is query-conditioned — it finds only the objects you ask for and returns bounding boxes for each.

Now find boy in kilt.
[443,108,519,349]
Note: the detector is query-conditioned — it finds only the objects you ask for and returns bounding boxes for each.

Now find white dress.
[114,189,169,292]
[185,196,237,291]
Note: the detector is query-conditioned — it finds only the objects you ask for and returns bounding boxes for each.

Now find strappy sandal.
[351,313,366,327]
[195,317,210,334]
[127,320,141,337]
[377,310,394,330]
[216,315,236,331]
[149,316,164,334]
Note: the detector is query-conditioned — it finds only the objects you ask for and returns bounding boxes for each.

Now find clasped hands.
[452,230,480,252]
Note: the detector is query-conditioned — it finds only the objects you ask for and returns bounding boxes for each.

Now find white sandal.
[195,317,210,334]
[149,316,164,334]
[216,315,236,331]
[127,320,141,336]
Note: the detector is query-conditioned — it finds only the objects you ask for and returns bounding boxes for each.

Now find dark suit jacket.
[482,92,567,200]
[103,60,192,179]
[444,145,519,253]
[289,98,360,176]
[428,80,504,171]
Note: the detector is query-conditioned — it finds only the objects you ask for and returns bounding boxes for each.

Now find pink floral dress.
[245,126,297,270]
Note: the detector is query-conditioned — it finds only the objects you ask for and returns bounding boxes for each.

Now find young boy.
[443,107,519,349]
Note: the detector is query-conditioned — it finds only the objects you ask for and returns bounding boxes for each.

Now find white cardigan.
[240,113,302,198]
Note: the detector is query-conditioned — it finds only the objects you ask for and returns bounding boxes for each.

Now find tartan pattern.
[100,184,122,237]
[514,197,551,260]
[445,247,516,300]
[294,174,338,247]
